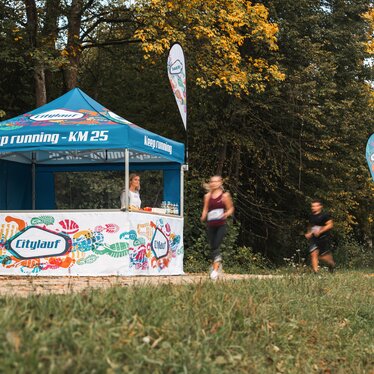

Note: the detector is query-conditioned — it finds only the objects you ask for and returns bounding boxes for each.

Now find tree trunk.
[42,0,61,100]
[63,0,84,91]
[25,0,47,106]
[216,138,227,176]
[34,65,47,107]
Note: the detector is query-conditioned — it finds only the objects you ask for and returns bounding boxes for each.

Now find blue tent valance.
[0,88,184,164]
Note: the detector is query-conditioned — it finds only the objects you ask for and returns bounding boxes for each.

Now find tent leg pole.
[125,149,129,211]
[32,152,36,210]
[180,165,184,217]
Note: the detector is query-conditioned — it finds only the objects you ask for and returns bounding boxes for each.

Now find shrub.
[333,236,374,269]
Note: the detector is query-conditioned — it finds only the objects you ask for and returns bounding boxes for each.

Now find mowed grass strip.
[0,271,372,373]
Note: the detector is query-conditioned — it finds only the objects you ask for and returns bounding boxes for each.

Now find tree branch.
[81,38,141,49]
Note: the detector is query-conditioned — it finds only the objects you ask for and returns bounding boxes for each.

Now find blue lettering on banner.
[15,239,61,250]
[6,226,71,260]
[154,240,166,250]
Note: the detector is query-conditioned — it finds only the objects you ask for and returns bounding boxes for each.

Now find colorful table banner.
[0,212,184,276]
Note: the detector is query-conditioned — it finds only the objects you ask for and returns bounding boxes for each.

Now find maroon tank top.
[207,192,226,227]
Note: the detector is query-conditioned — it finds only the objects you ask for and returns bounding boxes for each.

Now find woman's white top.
[120,189,141,209]
[129,190,141,208]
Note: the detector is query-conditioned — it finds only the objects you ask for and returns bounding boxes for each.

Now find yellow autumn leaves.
[134,0,285,96]
[362,7,374,54]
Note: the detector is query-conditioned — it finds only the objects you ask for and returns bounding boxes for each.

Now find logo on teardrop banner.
[6,226,72,260]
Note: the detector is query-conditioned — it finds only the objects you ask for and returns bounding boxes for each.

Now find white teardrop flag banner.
[366,133,374,181]
[167,43,187,130]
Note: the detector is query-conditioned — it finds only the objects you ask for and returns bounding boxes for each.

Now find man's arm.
[315,219,333,237]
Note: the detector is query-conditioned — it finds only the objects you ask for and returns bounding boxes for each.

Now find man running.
[305,199,336,274]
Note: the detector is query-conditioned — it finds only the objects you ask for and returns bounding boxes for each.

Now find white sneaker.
[210,270,219,280]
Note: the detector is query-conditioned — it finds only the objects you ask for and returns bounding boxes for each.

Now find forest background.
[0,0,373,271]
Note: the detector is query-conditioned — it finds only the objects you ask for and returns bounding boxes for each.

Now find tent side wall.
[0,160,32,210]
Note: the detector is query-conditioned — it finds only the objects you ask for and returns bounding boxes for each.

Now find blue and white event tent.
[0,88,185,210]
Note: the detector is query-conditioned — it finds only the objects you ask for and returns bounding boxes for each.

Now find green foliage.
[224,246,272,274]
[0,273,373,372]
[334,236,374,269]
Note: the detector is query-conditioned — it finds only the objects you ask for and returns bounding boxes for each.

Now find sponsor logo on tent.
[30,109,84,121]
[6,226,71,259]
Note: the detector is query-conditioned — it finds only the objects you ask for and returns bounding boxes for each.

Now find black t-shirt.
[309,211,331,238]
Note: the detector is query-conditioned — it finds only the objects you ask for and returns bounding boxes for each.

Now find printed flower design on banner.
[31,216,55,226]
[0,255,12,266]
[119,230,137,241]
[151,256,170,271]
[5,216,26,231]
[133,237,146,246]
[0,223,19,244]
[92,242,129,258]
[156,218,164,228]
[20,265,42,274]
[41,256,75,270]
[137,223,153,240]
[77,254,98,265]
[129,243,149,270]
[95,223,119,233]
[73,230,104,252]
[59,219,79,234]
[1,255,44,273]
[170,234,181,249]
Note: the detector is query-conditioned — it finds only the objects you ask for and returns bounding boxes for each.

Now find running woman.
[305,199,336,274]
[201,175,234,280]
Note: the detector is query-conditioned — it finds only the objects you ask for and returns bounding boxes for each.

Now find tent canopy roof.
[0,88,184,164]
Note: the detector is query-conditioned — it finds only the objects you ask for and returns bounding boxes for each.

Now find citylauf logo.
[30,109,84,121]
[169,60,183,75]
[150,227,169,259]
[6,226,71,259]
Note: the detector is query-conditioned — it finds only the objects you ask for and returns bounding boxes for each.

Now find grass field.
[0,271,373,373]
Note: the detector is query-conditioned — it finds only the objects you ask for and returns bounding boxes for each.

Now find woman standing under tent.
[120,173,142,211]
[201,175,234,280]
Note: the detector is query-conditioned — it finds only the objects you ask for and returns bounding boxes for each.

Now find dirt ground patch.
[0,273,283,297]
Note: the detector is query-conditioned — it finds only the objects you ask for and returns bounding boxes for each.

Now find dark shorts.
[308,236,331,256]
